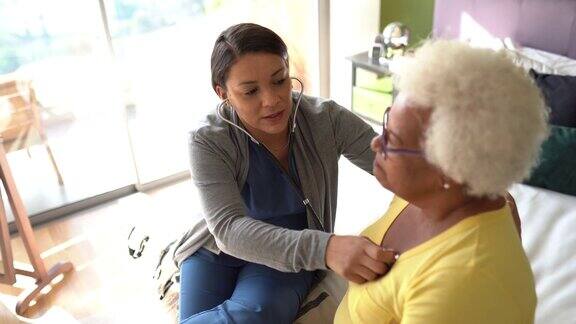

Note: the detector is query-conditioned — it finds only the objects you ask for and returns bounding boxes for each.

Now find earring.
[443,182,451,190]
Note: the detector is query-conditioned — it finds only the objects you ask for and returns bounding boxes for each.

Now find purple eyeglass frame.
[380,106,423,159]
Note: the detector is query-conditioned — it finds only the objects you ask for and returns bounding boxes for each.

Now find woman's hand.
[325,235,397,284]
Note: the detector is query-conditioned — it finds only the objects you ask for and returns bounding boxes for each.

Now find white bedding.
[509,183,576,324]
[508,46,576,76]
[458,35,576,76]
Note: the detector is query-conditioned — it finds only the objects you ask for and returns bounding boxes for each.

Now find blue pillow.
[524,125,576,196]
[530,69,576,128]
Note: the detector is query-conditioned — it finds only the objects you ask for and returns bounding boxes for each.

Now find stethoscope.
[214,77,325,231]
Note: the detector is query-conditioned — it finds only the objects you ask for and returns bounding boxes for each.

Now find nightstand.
[347,51,395,124]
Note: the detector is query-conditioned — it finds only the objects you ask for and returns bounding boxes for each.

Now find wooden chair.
[0,75,63,185]
[0,142,73,316]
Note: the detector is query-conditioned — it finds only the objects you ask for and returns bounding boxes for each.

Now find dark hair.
[210,23,289,93]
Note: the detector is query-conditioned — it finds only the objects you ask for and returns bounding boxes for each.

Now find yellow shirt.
[334,197,536,324]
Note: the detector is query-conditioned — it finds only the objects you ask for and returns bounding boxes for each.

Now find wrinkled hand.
[325,235,398,284]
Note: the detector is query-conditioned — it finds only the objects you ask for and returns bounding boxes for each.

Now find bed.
[432,1,576,323]
[508,184,576,323]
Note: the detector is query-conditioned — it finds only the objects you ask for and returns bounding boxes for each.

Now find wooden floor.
[0,179,202,323]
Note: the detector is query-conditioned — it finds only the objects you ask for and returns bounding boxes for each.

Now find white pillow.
[505,46,576,76]
[458,34,576,76]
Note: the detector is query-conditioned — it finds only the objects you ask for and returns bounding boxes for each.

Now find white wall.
[329,0,381,108]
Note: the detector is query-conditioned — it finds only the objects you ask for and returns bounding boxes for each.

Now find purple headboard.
[433,0,576,59]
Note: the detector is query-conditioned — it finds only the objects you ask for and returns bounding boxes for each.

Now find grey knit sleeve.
[327,101,378,174]
[188,134,332,272]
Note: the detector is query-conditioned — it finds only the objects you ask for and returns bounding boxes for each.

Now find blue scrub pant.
[179,248,315,324]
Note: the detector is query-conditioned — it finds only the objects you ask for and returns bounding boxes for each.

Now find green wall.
[380,0,435,46]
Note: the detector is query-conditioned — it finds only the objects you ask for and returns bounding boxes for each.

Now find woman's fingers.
[354,264,380,282]
[325,235,398,283]
[363,242,398,265]
[360,254,390,276]
[348,273,367,285]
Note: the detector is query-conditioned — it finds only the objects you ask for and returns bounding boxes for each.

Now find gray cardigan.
[173,94,377,272]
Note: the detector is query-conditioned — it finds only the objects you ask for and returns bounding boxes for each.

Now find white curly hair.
[395,39,549,197]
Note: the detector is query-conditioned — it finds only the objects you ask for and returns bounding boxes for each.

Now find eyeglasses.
[380,106,423,159]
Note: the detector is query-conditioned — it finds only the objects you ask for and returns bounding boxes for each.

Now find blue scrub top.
[205,140,308,266]
[240,140,308,230]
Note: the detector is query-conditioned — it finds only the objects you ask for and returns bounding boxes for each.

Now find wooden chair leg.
[0,188,16,285]
[43,143,63,186]
[15,261,74,316]
[36,118,63,186]
[0,144,73,317]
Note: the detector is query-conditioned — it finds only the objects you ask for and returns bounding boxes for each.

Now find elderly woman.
[334,40,548,323]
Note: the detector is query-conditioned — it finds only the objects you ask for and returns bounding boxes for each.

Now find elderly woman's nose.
[371,135,382,152]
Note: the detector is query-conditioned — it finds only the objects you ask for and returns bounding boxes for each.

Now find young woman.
[173,23,397,323]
